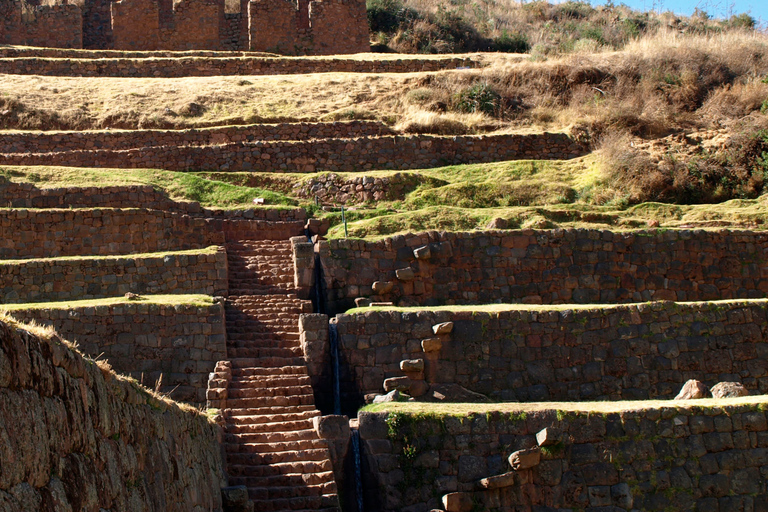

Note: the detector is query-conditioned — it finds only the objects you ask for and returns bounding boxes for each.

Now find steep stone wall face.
[0,208,305,258]
[358,405,768,511]
[0,319,226,511]
[248,0,299,53]
[9,301,227,404]
[0,55,477,76]
[0,208,224,259]
[0,121,393,152]
[0,247,228,304]
[0,133,586,172]
[111,0,160,50]
[320,229,768,312]
[333,301,768,404]
[83,0,114,48]
[309,0,370,55]
[160,0,223,50]
[0,3,83,48]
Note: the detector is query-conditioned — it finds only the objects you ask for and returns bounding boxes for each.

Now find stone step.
[225,438,328,454]
[225,394,315,409]
[226,448,331,466]
[226,347,303,359]
[228,374,311,388]
[247,494,339,512]
[226,417,315,434]
[227,384,313,399]
[224,406,319,422]
[238,481,337,501]
[231,366,308,377]
[225,428,318,444]
[229,470,336,489]
[226,460,332,478]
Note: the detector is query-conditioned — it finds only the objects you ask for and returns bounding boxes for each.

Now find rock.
[536,427,560,447]
[442,492,473,512]
[675,379,710,400]
[711,381,749,398]
[354,297,371,308]
[432,322,454,335]
[124,292,141,300]
[395,267,415,281]
[370,302,394,307]
[400,359,425,373]
[372,389,411,403]
[372,281,394,294]
[413,245,431,259]
[477,471,515,489]
[508,447,541,470]
[421,337,443,352]
[383,376,412,392]
[221,486,252,512]
[486,217,508,229]
[409,379,429,397]
[423,383,491,403]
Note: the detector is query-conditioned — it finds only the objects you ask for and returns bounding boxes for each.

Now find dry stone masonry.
[9,299,227,404]
[0,317,226,511]
[1,0,370,55]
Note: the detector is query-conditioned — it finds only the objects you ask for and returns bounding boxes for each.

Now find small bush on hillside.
[493,31,530,53]
[453,83,501,116]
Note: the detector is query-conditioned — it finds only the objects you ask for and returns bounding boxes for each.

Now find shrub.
[493,31,530,53]
[453,83,501,116]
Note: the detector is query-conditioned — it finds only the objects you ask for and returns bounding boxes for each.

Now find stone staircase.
[221,239,340,511]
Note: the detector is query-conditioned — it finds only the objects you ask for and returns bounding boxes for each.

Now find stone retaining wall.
[0,133,585,172]
[0,55,478,77]
[0,247,228,304]
[0,3,83,49]
[319,228,768,313]
[0,207,305,259]
[0,121,393,152]
[358,403,768,511]
[0,317,225,511]
[8,300,227,404]
[330,300,768,408]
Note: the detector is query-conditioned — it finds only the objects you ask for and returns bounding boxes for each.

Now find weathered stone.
[675,379,710,400]
[486,217,509,229]
[424,383,490,403]
[477,471,515,489]
[442,492,472,512]
[508,447,541,470]
[395,267,415,281]
[711,382,749,398]
[421,337,443,352]
[400,359,425,373]
[413,245,432,259]
[221,486,251,512]
[383,376,412,393]
[313,415,350,440]
[409,379,429,397]
[354,297,372,308]
[372,389,410,403]
[372,281,394,294]
[536,427,560,447]
[432,322,454,335]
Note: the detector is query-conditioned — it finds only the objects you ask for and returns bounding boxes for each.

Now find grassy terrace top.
[344,298,768,315]
[362,396,768,416]
[0,294,215,311]
[0,246,220,265]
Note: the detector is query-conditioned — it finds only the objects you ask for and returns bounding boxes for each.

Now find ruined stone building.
[0,0,370,54]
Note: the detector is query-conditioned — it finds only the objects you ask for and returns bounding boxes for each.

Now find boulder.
[221,486,253,512]
[395,267,415,281]
[383,376,412,393]
[486,217,509,229]
[711,381,749,398]
[413,245,431,259]
[372,281,394,294]
[421,337,443,352]
[423,383,491,403]
[400,359,425,373]
[477,471,515,489]
[442,492,472,512]
[372,389,411,403]
[674,379,710,400]
[508,447,541,470]
[432,322,454,335]
[536,427,560,447]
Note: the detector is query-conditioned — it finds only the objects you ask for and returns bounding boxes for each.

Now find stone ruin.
[0,0,370,54]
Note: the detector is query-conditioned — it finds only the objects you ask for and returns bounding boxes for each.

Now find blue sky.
[581,0,768,25]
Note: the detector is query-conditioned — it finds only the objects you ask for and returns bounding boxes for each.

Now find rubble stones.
[675,379,710,400]
[711,381,749,398]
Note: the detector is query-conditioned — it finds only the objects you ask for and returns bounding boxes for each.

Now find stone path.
[221,239,340,511]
